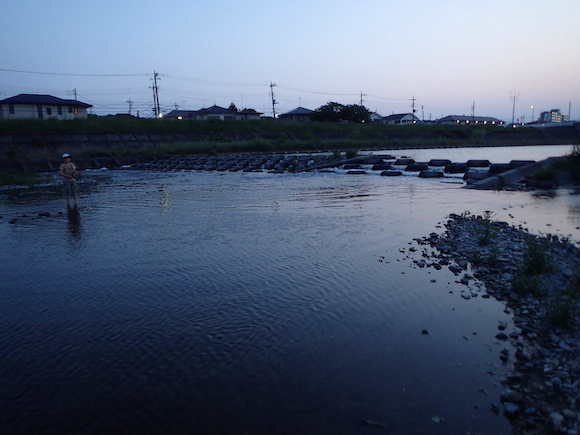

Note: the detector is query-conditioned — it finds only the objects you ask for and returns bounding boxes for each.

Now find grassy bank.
[1,118,579,162]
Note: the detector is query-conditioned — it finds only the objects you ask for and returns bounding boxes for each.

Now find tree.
[228,102,238,112]
[311,102,344,122]
[311,102,371,123]
[341,104,371,123]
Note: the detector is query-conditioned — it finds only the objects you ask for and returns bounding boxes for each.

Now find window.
[58,106,63,115]
[68,105,73,113]
[74,107,78,115]
[9,103,14,114]
[47,108,52,115]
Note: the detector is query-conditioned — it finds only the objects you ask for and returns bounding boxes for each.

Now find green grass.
[547,269,580,328]
[510,237,553,297]
[512,274,545,297]
[522,238,552,275]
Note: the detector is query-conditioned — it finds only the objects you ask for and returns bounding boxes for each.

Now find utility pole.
[531,105,534,122]
[174,102,179,110]
[411,96,416,119]
[569,101,572,121]
[74,88,77,100]
[270,82,277,118]
[151,71,161,118]
[360,92,366,107]
[422,105,424,122]
[471,101,475,121]
[510,91,519,125]
[126,98,133,115]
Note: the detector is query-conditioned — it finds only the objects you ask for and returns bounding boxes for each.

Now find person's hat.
[62,153,70,158]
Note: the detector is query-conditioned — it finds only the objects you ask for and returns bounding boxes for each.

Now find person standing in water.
[59,153,78,207]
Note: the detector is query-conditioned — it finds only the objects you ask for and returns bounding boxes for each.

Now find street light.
[531,105,534,122]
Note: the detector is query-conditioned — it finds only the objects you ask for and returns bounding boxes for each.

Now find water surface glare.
[1,145,579,434]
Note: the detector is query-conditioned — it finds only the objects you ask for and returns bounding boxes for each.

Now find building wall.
[0,103,89,120]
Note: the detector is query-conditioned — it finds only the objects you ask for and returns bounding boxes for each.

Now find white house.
[438,115,505,125]
[0,94,92,120]
[369,112,383,122]
[383,113,421,124]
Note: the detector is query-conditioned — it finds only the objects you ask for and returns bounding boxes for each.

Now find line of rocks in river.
[411,213,580,434]
[122,153,546,182]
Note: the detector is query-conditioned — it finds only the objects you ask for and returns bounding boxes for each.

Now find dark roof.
[0,94,92,107]
[280,107,313,116]
[439,115,505,123]
[238,108,263,115]
[196,105,237,116]
[164,110,199,118]
[383,113,414,121]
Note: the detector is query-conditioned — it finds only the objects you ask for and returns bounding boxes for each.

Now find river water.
[1,145,579,434]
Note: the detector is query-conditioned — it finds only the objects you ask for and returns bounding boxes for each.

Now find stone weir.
[1,151,568,190]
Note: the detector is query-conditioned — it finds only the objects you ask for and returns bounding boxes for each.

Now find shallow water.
[1,145,579,434]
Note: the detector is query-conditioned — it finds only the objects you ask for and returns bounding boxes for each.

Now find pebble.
[550,412,564,430]
[503,402,519,416]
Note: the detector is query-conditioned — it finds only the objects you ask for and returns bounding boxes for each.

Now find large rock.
[489,163,512,175]
[405,163,429,172]
[445,163,469,173]
[395,158,415,165]
[467,159,491,167]
[380,170,402,176]
[428,159,451,167]
[372,163,392,171]
[510,160,535,169]
[419,170,444,178]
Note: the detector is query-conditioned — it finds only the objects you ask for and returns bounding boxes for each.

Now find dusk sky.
[1,0,578,122]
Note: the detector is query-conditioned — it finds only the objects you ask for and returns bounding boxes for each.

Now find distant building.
[236,108,263,121]
[165,106,263,121]
[369,112,383,122]
[164,110,198,119]
[539,109,569,123]
[438,115,505,125]
[190,105,237,121]
[383,113,420,124]
[278,107,313,122]
[0,94,92,120]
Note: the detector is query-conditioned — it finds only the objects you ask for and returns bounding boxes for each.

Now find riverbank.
[410,213,580,434]
[1,121,578,164]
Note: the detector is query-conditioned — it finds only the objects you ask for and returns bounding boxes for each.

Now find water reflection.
[67,206,82,243]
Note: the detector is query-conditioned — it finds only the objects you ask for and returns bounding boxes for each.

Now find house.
[0,94,92,120]
[189,105,237,121]
[236,108,263,121]
[278,107,313,122]
[382,113,421,124]
[164,110,199,119]
[369,112,383,123]
[438,115,505,125]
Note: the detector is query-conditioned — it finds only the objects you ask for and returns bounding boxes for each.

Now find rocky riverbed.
[407,212,580,434]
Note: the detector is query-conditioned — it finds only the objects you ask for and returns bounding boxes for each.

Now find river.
[1,145,578,434]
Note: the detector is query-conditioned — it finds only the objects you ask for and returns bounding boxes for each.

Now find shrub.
[512,274,544,297]
[523,238,552,275]
[345,148,358,159]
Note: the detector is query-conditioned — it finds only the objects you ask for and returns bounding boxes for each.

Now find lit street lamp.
[531,105,534,122]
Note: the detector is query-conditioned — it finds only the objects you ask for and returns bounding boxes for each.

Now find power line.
[0,68,150,77]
